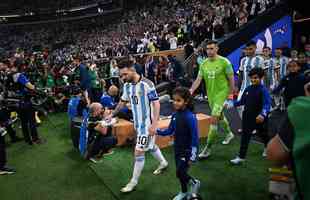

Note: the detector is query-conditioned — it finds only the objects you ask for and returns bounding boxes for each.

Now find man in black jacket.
[6,63,43,145]
[0,118,16,175]
[273,60,309,107]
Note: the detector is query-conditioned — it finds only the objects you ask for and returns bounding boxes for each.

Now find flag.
[79,109,89,156]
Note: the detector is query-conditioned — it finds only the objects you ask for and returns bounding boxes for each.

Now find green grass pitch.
[0,113,270,200]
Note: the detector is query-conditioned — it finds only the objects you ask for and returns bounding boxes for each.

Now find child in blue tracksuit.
[157,87,200,200]
[229,68,271,165]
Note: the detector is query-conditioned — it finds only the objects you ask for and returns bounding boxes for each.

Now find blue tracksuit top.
[157,109,199,159]
[234,84,271,118]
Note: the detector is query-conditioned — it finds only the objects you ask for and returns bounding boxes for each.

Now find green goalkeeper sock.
[207,125,218,149]
[220,116,232,137]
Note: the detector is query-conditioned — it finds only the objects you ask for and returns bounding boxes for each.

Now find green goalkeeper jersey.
[288,96,310,200]
[198,55,234,116]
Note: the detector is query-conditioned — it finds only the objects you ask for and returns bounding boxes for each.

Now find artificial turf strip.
[0,113,270,200]
[0,113,116,200]
[90,136,270,200]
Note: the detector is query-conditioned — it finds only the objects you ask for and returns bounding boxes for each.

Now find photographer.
[0,66,16,174]
[72,55,92,105]
[0,125,16,175]
[7,63,43,145]
[0,61,22,143]
[85,103,117,163]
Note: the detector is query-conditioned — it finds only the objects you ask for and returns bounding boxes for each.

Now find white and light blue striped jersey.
[263,58,276,89]
[238,55,264,100]
[121,77,159,135]
[272,56,289,80]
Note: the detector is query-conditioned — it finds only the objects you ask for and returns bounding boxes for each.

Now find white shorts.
[135,134,156,152]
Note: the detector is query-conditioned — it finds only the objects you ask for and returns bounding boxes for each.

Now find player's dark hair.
[173,87,194,112]
[246,40,256,47]
[118,58,134,70]
[249,67,265,78]
[206,40,218,46]
[263,46,271,50]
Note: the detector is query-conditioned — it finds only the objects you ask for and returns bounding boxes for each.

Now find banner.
[227,15,292,72]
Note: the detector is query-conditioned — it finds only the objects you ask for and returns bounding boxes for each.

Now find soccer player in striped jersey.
[272,48,289,109]
[273,47,289,83]
[238,41,264,100]
[262,46,276,91]
[106,59,168,193]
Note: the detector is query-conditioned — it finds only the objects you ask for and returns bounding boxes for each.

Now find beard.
[124,77,134,83]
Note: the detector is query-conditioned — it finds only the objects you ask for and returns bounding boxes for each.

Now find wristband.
[190,146,198,162]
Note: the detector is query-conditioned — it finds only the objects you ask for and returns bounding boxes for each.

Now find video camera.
[0,86,49,111]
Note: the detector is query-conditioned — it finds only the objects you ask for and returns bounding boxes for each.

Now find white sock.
[131,155,145,184]
[150,145,167,164]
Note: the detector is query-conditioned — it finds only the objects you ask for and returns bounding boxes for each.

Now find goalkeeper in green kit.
[190,40,235,159]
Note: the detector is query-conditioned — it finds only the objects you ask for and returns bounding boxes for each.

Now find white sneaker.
[187,193,201,200]
[173,192,187,200]
[197,95,204,101]
[189,179,201,194]
[222,132,234,145]
[153,161,168,175]
[120,180,137,193]
[0,127,7,137]
[198,146,211,160]
[230,157,245,165]
[262,148,267,158]
[89,157,103,164]
[103,150,114,156]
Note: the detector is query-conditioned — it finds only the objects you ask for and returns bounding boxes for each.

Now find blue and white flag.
[67,96,81,120]
[79,109,89,156]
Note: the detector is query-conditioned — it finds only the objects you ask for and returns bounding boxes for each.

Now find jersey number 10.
[137,135,150,146]
[131,95,139,105]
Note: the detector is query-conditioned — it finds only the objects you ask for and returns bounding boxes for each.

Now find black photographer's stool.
[70,117,83,149]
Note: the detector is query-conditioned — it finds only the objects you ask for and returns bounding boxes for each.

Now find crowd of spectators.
[0,0,280,66]
[0,0,287,113]
[0,0,287,115]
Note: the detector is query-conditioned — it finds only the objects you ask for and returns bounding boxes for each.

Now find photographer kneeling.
[86,103,117,163]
